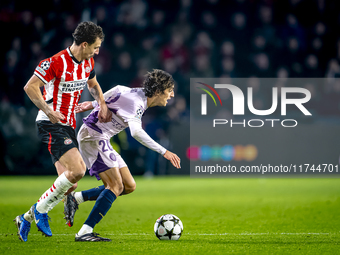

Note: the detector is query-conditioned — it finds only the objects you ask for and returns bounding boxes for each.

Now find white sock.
[74,192,84,205]
[23,209,34,223]
[36,173,74,213]
[77,224,93,236]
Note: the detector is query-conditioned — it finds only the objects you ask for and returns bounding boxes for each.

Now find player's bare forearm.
[87,76,111,122]
[24,75,52,115]
[89,84,98,98]
[89,85,105,104]
[24,75,65,123]
[87,76,105,105]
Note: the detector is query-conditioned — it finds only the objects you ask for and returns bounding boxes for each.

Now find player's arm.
[75,101,94,113]
[87,75,111,122]
[128,121,181,169]
[23,75,65,123]
[76,86,120,113]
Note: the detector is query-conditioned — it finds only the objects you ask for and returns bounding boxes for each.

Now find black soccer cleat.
[63,192,79,227]
[75,232,111,242]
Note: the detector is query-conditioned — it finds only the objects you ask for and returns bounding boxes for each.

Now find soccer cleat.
[64,192,79,227]
[14,214,31,242]
[32,203,52,237]
[75,232,111,242]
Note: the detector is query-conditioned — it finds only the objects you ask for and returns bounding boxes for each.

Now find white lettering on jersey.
[60,80,87,92]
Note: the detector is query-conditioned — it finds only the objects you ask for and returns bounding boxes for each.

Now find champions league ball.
[154,214,183,240]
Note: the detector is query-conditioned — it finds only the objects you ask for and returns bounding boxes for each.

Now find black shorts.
[36,121,78,165]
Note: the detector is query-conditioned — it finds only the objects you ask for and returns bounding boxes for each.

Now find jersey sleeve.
[88,69,96,80]
[128,121,167,155]
[103,86,120,101]
[34,58,57,84]
[88,58,96,80]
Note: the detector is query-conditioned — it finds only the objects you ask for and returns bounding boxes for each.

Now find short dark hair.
[143,69,175,98]
[72,21,105,46]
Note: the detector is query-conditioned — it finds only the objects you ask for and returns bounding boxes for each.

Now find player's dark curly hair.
[143,69,175,98]
[72,21,105,46]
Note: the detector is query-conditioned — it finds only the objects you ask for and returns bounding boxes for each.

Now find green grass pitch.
[0,176,340,254]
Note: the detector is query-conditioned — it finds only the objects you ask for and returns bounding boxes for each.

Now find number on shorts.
[99,140,113,152]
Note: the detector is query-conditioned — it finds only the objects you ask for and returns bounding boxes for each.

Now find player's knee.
[125,181,136,194]
[74,161,86,178]
[65,158,86,179]
[69,166,85,182]
[75,166,86,178]
[79,160,86,174]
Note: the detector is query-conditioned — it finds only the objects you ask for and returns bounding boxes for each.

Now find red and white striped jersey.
[34,47,95,129]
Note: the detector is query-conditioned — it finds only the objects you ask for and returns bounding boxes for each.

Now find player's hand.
[163,150,181,169]
[47,110,65,124]
[98,104,112,123]
[75,101,93,113]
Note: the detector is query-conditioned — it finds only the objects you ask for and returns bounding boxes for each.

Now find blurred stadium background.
[1,0,340,176]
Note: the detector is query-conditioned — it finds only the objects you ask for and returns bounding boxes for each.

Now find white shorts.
[77,125,127,180]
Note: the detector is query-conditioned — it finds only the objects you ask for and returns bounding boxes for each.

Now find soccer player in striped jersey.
[66,69,181,241]
[14,21,112,242]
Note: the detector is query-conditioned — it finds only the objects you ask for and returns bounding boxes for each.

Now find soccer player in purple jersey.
[65,69,181,241]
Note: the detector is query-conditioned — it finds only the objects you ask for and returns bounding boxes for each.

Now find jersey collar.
[67,47,83,65]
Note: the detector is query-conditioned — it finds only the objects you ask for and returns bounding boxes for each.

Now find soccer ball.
[154,214,183,240]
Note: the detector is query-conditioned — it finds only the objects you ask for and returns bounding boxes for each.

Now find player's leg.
[64,185,106,227]
[68,155,134,210]
[53,152,85,227]
[75,167,123,242]
[63,125,103,226]
[17,122,86,239]
[71,163,135,203]
[34,148,85,214]
[73,167,135,241]
[119,166,136,195]
[55,161,78,195]
[76,142,134,200]
[65,135,136,228]
[31,148,85,237]
[34,121,86,216]
[16,153,83,240]
[68,157,134,209]
[68,165,136,205]
[56,160,80,226]
[75,133,124,241]
[80,185,105,200]
[64,165,134,227]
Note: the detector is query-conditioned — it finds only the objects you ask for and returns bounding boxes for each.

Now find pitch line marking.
[2,232,331,236]
[193,233,330,236]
